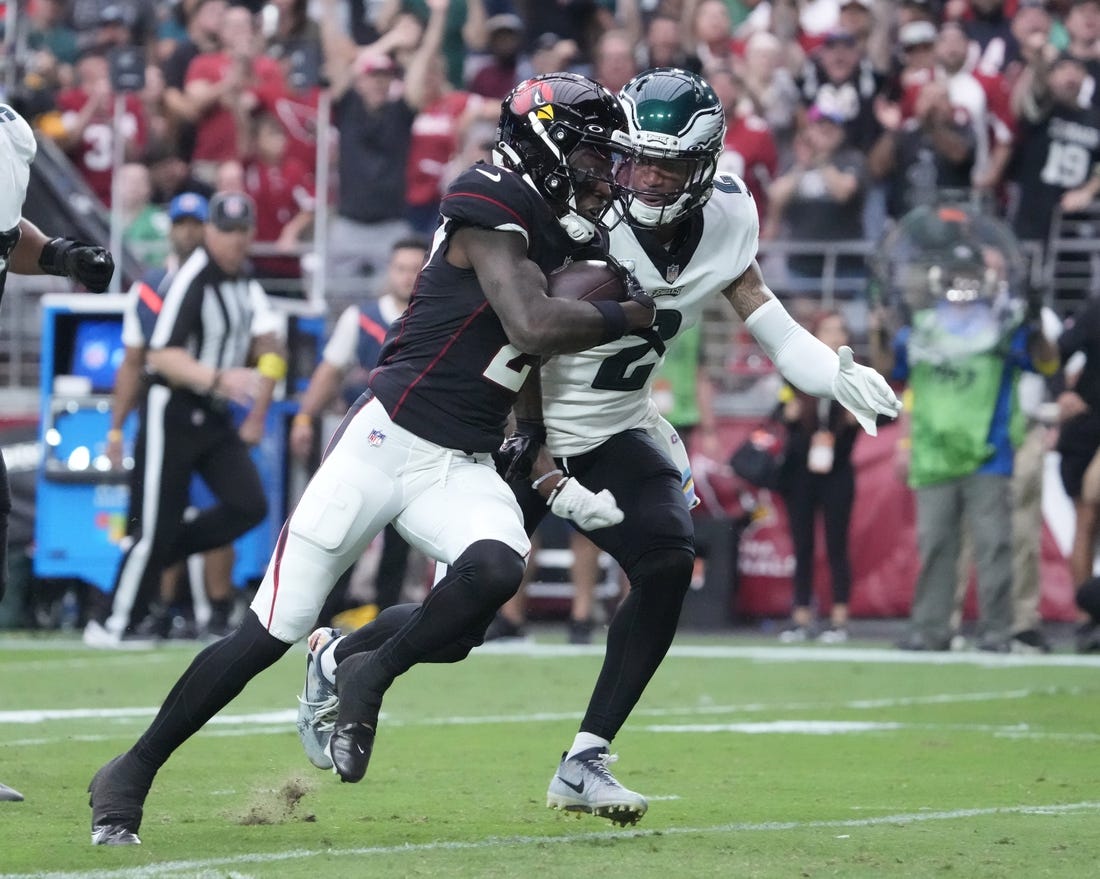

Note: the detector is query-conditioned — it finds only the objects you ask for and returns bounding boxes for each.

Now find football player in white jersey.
[526,67,899,823]
[293,70,901,825]
[0,102,114,803]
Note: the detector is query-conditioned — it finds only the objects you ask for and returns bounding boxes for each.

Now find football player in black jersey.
[86,73,656,844]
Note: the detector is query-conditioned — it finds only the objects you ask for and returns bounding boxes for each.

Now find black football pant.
[104,386,267,632]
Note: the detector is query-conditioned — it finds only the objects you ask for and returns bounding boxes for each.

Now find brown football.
[547,259,627,302]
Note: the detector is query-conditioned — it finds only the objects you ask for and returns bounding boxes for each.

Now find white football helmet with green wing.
[617,68,726,228]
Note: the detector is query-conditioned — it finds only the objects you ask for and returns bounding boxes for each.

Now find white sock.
[567,732,610,760]
[318,635,343,686]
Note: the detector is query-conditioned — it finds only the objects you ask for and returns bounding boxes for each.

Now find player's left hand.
[548,477,624,530]
[831,346,902,436]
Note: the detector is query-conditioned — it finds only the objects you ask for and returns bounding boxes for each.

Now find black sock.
[132,611,291,769]
[579,549,693,741]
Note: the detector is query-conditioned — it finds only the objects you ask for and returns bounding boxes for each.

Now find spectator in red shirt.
[935,20,1016,192]
[894,20,939,118]
[243,109,315,296]
[184,4,285,181]
[50,50,147,206]
[252,28,333,176]
[160,0,227,161]
[710,66,779,221]
[404,0,495,236]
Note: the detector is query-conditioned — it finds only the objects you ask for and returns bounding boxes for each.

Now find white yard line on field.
[471,641,1100,668]
[11,719,1099,748]
[6,639,1100,668]
[0,685,1081,730]
[9,801,1100,879]
[0,686,1061,726]
[643,719,1100,740]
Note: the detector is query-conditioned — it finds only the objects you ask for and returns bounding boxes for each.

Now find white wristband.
[532,469,563,491]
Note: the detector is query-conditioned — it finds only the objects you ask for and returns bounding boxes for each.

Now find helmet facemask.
[617,148,719,227]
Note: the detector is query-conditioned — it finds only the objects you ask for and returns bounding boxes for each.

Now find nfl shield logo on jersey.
[368,429,386,447]
[665,264,680,284]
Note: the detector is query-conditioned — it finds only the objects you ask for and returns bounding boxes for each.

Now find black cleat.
[88,754,151,846]
[326,722,376,783]
[328,651,388,783]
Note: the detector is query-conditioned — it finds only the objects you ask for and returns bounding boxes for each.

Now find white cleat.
[547,747,648,826]
[296,627,341,769]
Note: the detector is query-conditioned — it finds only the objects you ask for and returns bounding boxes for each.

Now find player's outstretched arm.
[451,226,654,356]
[724,261,902,436]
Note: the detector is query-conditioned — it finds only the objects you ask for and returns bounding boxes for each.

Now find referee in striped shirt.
[84,192,286,647]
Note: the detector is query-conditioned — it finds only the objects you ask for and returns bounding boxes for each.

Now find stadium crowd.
[7,0,1099,296]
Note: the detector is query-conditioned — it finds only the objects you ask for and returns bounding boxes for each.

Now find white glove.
[832,345,903,436]
[549,477,624,530]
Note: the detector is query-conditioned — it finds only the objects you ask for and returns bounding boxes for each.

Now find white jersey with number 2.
[541,173,759,457]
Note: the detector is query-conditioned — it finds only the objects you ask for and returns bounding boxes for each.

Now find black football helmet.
[617,68,725,227]
[495,73,631,242]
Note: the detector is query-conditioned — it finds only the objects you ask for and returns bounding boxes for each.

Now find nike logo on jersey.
[477,168,502,182]
[556,775,585,794]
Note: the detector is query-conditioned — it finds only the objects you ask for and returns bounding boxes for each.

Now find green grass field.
[2,632,1099,878]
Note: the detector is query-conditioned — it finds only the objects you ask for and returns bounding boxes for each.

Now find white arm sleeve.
[743,298,838,398]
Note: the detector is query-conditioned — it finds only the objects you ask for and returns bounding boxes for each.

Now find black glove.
[492,419,546,482]
[39,238,115,293]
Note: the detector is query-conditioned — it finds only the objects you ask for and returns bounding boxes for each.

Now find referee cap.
[208,191,256,232]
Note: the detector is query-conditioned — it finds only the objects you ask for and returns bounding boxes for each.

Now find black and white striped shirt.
[147,248,279,379]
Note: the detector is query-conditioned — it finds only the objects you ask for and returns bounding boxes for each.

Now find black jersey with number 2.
[370,163,590,453]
